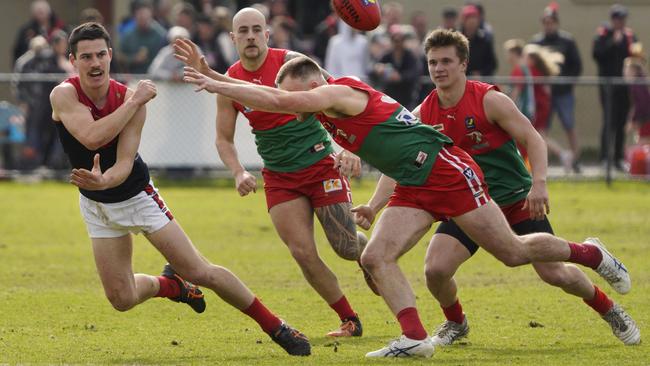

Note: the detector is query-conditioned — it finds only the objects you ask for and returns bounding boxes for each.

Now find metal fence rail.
[1,73,649,183]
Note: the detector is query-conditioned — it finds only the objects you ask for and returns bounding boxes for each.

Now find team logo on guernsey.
[465,116,476,130]
[323,179,343,193]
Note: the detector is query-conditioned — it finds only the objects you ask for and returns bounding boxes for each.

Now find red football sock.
[584,286,614,315]
[155,276,180,298]
[329,296,356,321]
[567,242,603,269]
[441,299,465,324]
[396,307,428,340]
[242,298,283,334]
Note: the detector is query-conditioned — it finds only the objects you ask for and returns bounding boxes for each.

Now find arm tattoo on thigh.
[315,202,360,260]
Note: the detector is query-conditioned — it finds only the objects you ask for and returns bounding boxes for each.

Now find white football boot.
[602,303,641,345]
[431,316,469,346]
[584,238,631,294]
[365,335,434,358]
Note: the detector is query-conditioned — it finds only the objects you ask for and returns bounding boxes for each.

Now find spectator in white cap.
[148,26,191,81]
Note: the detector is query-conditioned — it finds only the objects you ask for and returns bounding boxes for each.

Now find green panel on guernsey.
[356,107,453,186]
[252,114,333,172]
[473,139,532,205]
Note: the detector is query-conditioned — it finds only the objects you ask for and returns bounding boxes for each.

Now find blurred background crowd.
[1,0,649,179]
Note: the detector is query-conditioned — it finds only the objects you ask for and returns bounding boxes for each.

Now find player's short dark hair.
[69,22,111,57]
[424,29,469,63]
[276,56,322,85]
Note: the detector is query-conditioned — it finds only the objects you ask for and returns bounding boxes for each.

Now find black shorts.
[435,216,555,256]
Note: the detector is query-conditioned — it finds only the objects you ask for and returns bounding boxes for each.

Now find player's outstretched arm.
[70,104,146,190]
[184,66,346,115]
[51,81,156,150]
[484,90,549,219]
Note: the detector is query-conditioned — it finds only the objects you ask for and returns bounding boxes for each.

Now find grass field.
[0,179,648,365]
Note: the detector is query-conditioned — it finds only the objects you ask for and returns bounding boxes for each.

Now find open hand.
[70,154,107,191]
[173,38,210,74]
[351,204,375,230]
[522,181,550,221]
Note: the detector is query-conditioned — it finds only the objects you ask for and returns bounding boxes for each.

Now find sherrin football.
[332,0,381,31]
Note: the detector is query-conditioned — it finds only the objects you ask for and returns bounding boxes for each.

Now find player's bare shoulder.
[50,82,78,122]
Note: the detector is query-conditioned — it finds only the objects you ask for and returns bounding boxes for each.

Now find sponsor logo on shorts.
[323,179,343,193]
[243,105,253,113]
[462,167,475,180]
[465,116,476,130]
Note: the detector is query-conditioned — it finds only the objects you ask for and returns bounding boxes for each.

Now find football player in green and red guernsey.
[173,7,372,338]
[182,53,634,358]
[413,28,639,347]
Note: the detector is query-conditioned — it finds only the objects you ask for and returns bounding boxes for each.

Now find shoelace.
[290,328,308,341]
[435,322,453,337]
[178,276,204,299]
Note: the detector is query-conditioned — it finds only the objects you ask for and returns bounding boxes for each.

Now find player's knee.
[424,262,454,284]
[497,251,528,267]
[359,244,387,273]
[288,245,318,266]
[106,292,137,312]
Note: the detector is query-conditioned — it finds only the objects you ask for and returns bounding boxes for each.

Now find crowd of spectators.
[4,0,648,176]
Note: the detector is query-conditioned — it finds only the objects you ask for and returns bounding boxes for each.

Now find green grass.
[0,180,648,365]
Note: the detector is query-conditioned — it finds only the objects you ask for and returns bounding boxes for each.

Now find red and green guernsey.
[317,77,452,186]
[419,80,532,205]
[228,48,333,172]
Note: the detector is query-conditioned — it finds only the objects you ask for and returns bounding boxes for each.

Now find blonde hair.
[523,44,562,76]
[503,39,525,56]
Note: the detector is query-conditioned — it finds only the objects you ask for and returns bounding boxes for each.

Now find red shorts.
[500,199,530,226]
[387,146,490,220]
[262,154,352,211]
